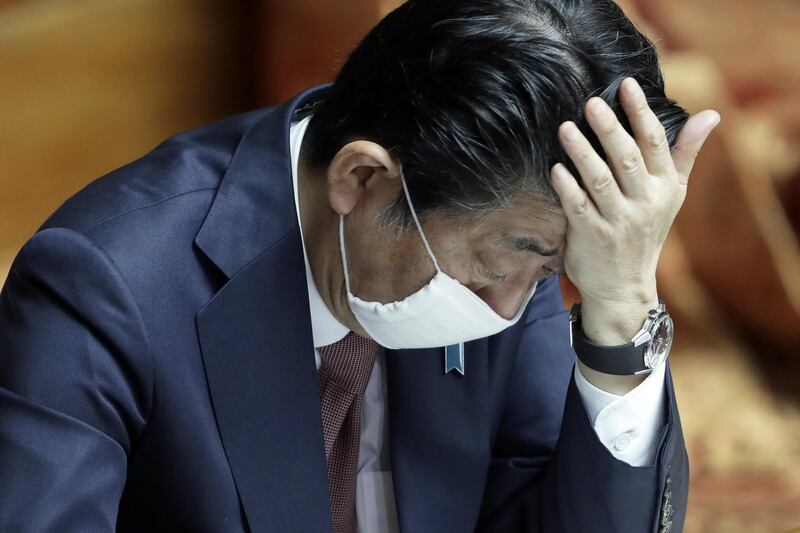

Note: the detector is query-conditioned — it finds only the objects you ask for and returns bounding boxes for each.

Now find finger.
[558,120,625,219]
[671,110,721,184]
[584,95,650,199]
[550,162,602,229]
[618,77,675,179]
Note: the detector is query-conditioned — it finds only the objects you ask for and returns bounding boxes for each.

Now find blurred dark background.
[1,1,798,531]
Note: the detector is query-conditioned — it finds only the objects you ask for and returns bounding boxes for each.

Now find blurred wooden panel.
[633,0,800,190]
[257,0,397,105]
[635,0,800,106]
[0,248,12,288]
[679,127,800,350]
[664,54,800,354]
[0,0,255,284]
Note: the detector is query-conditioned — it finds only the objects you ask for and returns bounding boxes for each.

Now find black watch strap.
[570,320,649,375]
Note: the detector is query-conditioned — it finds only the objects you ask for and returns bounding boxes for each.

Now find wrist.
[569,293,672,389]
[579,292,659,345]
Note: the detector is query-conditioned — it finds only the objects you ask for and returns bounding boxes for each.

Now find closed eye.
[478,263,508,284]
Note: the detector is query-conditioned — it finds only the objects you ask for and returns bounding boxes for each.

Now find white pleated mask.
[339,166,538,349]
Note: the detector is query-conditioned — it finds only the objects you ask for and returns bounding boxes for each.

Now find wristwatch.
[568,299,674,375]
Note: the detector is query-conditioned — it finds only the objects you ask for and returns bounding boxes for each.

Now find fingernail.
[551,163,568,184]
[623,77,639,96]
[561,122,580,141]
[588,98,606,116]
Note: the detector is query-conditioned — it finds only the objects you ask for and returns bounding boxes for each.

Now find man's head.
[296,0,689,334]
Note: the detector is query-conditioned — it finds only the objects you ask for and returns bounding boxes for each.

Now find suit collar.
[194,82,332,279]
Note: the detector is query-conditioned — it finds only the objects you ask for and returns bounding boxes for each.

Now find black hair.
[298,0,689,228]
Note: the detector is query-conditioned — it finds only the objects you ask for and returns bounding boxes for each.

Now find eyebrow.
[497,235,560,256]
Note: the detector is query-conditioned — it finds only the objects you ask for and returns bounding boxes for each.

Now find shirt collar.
[289,115,350,348]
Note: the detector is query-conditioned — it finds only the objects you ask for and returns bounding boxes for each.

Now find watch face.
[645,314,673,369]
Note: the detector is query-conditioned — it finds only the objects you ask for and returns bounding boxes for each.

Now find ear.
[326,140,401,216]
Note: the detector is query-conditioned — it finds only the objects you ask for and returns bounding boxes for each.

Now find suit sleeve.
[475,274,688,533]
[0,227,153,531]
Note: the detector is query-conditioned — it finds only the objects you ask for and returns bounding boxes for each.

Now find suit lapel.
[196,230,331,532]
[194,83,334,532]
[386,340,491,532]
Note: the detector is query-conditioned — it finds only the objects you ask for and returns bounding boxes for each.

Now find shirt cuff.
[574,360,667,467]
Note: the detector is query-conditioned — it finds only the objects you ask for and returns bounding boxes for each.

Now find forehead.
[438,195,567,250]
[419,195,567,256]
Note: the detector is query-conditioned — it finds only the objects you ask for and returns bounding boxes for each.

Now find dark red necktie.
[317,331,380,533]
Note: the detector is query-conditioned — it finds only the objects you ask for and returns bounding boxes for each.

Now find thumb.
[671,110,721,184]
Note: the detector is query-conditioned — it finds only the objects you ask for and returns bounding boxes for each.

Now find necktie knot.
[318,331,379,396]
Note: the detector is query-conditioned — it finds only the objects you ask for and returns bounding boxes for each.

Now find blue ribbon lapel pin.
[444,342,465,375]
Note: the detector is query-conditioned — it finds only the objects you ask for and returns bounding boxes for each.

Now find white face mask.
[339,165,539,349]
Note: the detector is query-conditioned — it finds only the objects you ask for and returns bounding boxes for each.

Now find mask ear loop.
[399,163,442,273]
[340,162,442,297]
[339,214,354,296]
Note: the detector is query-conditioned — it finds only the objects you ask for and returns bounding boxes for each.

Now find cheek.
[521,257,552,277]
[436,246,482,285]
[493,254,526,274]
[422,230,475,281]
[473,277,529,319]
[356,229,438,302]
[475,264,549,319]
[482,251,544,278]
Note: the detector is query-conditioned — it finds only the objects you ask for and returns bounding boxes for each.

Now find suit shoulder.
[38,107,273,235]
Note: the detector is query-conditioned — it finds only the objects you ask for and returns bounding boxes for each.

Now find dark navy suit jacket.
[0,83,688,532]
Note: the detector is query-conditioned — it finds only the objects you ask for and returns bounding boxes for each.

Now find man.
[0,0,719,531]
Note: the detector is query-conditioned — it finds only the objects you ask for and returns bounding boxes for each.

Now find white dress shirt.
[288,114,667,532]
